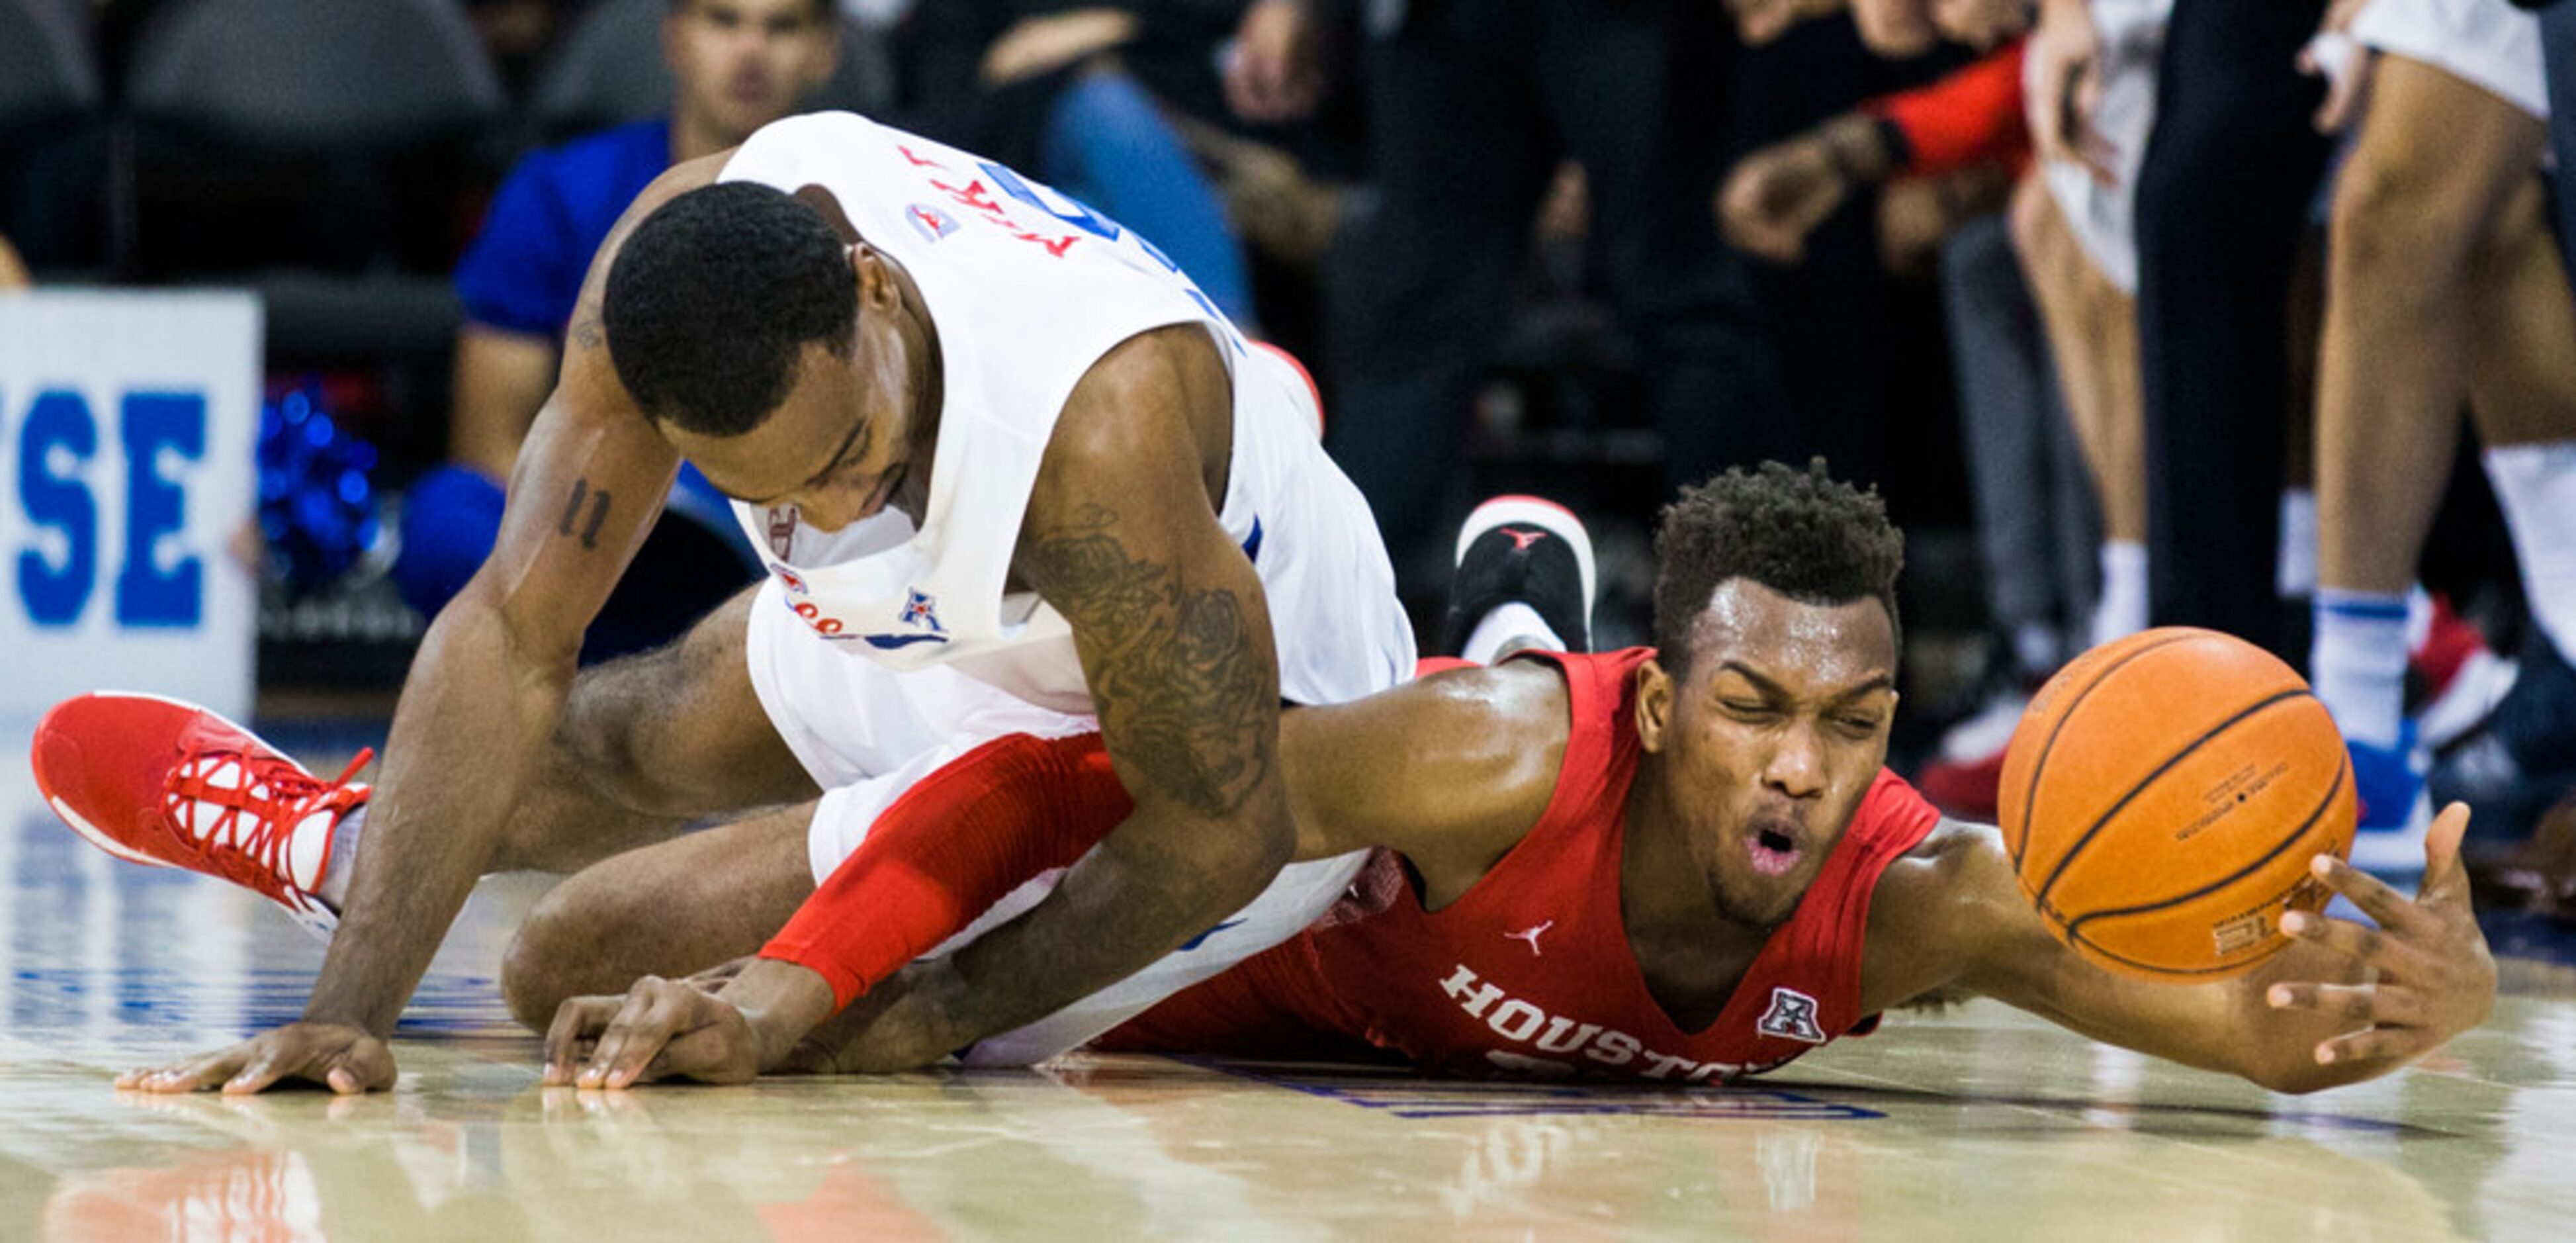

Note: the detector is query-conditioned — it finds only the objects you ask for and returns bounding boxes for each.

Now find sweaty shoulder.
[1858,817,2029,1014]
[1283,659,1571,881]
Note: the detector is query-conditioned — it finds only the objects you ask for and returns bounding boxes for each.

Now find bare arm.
[312,367,675,1039]
[309,160,754,1044]
[124,158,731,1095]
[1868,807,2496,1094]
[903,328,1297,1050]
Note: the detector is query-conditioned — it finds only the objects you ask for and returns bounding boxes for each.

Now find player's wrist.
[726,960,837,1072]
[298,991,398,1038]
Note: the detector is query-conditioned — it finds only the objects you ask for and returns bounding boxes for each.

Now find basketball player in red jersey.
[545,461,2496,1093]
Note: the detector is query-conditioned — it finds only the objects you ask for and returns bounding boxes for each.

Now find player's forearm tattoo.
[558,478,611,550]
[1027,503,1273,818]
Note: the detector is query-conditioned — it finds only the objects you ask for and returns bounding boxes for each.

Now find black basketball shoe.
[1438,495,1596,659]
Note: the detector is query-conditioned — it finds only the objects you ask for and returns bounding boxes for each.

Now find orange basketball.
[1996,627,2358,982]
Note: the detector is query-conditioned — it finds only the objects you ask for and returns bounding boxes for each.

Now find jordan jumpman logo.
[1504,919,1554,956]
[1504,528,1547,551]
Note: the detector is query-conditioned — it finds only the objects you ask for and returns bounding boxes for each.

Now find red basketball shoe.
[30,692,368,941]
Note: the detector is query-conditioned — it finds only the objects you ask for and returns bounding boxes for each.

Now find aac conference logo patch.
[1756,987,1827,1044]
[907,203,959,244]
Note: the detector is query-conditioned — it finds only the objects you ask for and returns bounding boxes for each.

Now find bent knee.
[2331,153,2506,279]
[501,881,621,1032]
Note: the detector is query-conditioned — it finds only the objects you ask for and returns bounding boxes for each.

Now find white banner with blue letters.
[1,291,261,722]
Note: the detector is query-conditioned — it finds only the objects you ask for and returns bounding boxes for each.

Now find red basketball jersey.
[1102,647,1943,1082]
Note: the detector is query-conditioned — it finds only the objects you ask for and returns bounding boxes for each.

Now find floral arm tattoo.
[1023,502,1274,816]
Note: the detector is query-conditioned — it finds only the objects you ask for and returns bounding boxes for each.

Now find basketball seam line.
[2031,686,2313,907]
[2009,632,2199,868]
[2065,928,2292,977]
[2061,754,2348,936]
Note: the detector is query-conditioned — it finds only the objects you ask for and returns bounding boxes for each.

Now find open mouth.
[1748,825,1802,877]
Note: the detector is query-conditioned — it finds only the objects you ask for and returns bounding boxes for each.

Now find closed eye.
[799,419,873,493]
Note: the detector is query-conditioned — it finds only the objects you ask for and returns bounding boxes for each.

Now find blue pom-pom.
[257,380,385,596]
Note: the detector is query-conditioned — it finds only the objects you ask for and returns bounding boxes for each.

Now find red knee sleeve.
[760,731,1131,1009]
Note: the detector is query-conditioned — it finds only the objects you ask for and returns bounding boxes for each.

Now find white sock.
[316,804,367,910]
[2483,441,2576,665]
[2092,541,2149,649]
[2278,487,2318,599]
[2311,589,2409,749]
[2012,622,2062,681]
[1462,602,1563,664]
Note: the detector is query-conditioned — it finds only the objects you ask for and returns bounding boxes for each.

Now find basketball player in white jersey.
[61,110,1414,1093]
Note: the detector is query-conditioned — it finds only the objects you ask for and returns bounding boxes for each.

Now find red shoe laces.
[161,747,374,882]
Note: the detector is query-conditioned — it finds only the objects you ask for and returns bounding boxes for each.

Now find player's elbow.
[1149,800,1298,925]
[1202,807,1299,910]
[432,574,585,680]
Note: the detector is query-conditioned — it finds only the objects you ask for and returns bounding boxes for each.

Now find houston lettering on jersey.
[1436,963,1799,1083]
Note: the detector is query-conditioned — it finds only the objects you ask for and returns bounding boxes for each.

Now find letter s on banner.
[1,291,259,722]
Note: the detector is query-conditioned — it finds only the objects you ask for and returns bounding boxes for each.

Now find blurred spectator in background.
[1256,0,1787,606]
[396,0,840,659]
[0,233,28,289]
[1728,0,2031,58]
[891,1,1271,330]
[2013,1,2162,665]
[2307,0,2576,864]
[1720,40,2105,821]
[2063,0,2332,656]
[466,0,577,93]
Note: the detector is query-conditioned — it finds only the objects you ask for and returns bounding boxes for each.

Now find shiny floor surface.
[5,731,2575,1241]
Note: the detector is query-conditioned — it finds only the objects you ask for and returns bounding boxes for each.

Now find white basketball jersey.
[717,113,1413,714]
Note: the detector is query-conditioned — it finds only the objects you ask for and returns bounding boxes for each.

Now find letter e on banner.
[0,291,259,722]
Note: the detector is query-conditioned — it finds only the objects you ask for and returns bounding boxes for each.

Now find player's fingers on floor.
[662,1027,749,1085]
[132,1046,251,1093]
[586,981,681,1089]
[611,986,701,1088]
[114,1062,167,1089]
[325,1040,396,1095]
[546,996,621,1084]
[219,1046,295,1095]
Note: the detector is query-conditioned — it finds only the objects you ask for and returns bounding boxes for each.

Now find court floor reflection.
[5,727,2573,1240]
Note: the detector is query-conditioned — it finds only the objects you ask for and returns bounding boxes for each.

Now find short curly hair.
[603,181,856,437]
[1651,459,1904,678]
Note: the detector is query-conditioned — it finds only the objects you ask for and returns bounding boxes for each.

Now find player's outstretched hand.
[545,975,760,1090]
[2265,802,2497,1069]
[116,1021,395,1095]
